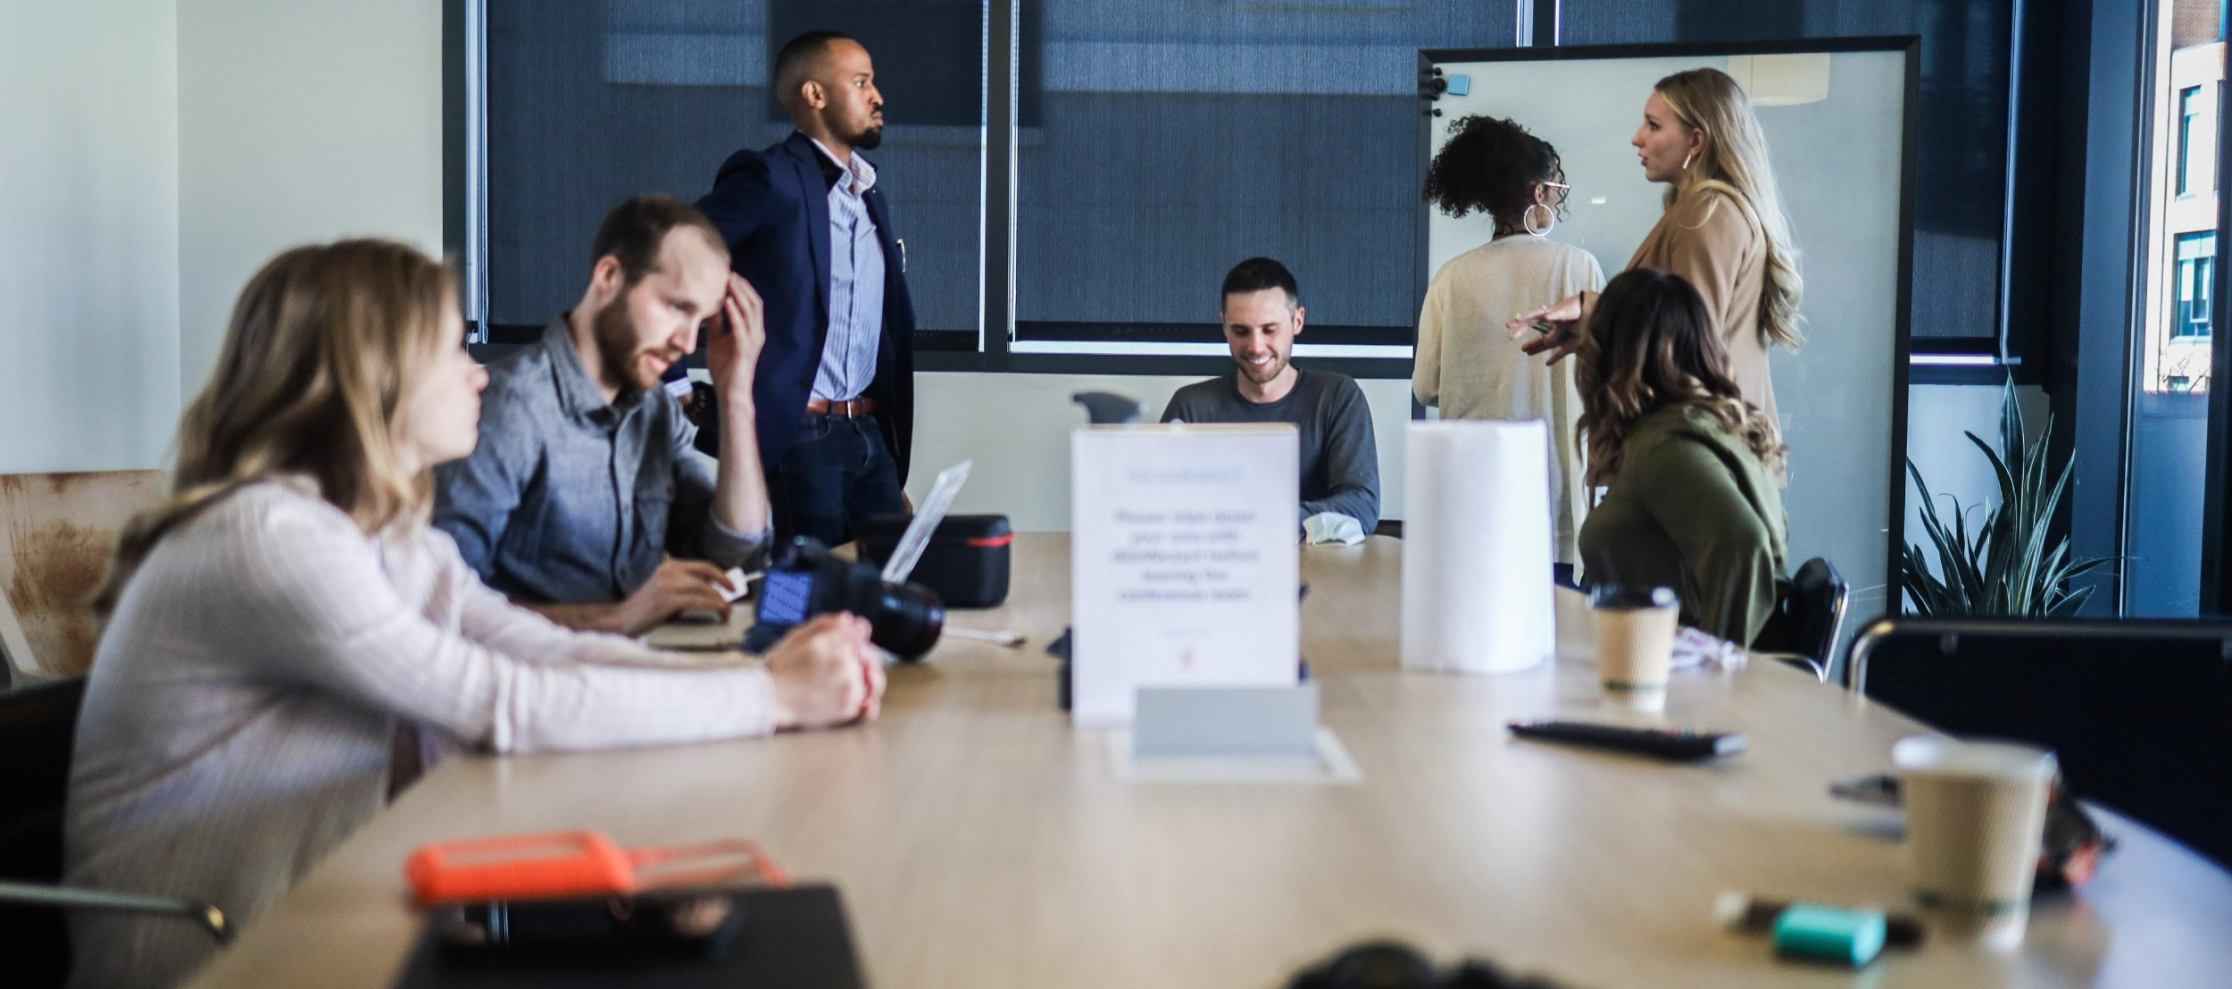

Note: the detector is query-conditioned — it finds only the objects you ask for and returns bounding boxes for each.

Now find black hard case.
[855,514,1013,608]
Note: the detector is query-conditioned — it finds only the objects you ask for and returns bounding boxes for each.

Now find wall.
[907,372,1415,533]
[0,2,181,472]
[177,0,446,396]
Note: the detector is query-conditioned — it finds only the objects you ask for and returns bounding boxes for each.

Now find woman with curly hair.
[1513,68,1802,466]
[1416,115,1604,568]
[1575,268,1787,645]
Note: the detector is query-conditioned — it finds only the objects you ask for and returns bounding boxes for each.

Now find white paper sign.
[1071,424,1300,726]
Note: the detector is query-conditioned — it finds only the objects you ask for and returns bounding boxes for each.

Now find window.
[476,0,985,345]
[462,0,1518,363]
[2124,0,2221,617]
[2138,18,2220,395]
[2178,84,2206,195]
[2175,231,2215,338]
[1008,2,1512,356]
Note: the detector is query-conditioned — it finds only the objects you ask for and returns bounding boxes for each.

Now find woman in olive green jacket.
[1572,268,1788,645]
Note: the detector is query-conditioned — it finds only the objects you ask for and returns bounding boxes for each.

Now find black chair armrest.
[0,880,232,944]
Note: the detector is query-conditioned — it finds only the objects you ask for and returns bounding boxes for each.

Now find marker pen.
[1715,891,1926,966]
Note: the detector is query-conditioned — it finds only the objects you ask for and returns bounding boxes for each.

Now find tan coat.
[1625,185,1777,428]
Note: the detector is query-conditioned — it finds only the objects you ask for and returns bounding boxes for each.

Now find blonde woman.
[1512,68,1803,442]
[1575,268,1787,645]
[65,240,883,988]
[1415,115,1605,569]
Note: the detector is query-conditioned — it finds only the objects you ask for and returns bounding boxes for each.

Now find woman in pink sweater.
[65,240,884,988]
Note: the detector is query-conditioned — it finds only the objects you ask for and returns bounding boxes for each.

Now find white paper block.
[1401,421,1555,674]
[1071,424,1301,725]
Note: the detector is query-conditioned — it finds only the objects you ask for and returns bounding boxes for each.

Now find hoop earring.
[1523,203,1555,237]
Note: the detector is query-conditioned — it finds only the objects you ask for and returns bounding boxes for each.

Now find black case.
[855,514,1013,608]
[395,884,866,988]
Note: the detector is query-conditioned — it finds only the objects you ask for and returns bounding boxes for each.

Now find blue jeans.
[766,413,906,547]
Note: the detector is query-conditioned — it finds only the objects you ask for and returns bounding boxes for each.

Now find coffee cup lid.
[1587,585,1678,611]
[1891,734,2057,782]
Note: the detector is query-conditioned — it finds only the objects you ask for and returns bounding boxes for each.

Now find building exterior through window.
[2125,0,2222,616]
[2143,3,2220,395]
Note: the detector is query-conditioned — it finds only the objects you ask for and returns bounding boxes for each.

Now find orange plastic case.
[405,831,789,907]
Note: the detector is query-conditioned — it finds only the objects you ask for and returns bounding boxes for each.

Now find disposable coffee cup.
[1590,585,1678,694]
[1891,735,2057,950]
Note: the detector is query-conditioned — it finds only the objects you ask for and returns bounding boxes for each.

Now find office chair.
[1753,557,1850,682]
[0,677,232,988]
[1849,617,2232,870]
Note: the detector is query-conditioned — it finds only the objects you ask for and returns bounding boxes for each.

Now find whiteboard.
[1420,45,1913,635]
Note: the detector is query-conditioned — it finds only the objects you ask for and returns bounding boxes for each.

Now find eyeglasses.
[1542,181,1572,205]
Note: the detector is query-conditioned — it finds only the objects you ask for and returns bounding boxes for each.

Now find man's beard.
[592,298,660,393]
[849,122,884,151]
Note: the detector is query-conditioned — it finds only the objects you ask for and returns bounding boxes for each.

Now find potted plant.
[1901,379,2112,616]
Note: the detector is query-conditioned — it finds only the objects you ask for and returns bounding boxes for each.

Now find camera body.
[743,538,945,660]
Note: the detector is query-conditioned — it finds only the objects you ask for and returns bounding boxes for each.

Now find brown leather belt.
[805,396,878,417]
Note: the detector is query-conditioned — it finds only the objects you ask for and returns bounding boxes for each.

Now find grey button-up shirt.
[809,137,885,402]
[433,320,768,603]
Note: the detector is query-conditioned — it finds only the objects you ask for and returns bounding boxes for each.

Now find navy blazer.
[697,131,916,482]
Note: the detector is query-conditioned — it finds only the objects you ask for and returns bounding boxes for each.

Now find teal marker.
[1716,890,1922,967]
[1772,904,1887,965]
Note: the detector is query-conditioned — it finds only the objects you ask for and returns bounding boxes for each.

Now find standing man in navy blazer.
[697,30,914,546]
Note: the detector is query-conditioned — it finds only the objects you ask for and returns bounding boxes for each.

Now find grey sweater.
[1160,368,1381,532]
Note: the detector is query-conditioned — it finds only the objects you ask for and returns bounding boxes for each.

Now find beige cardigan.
[1415,236,1605,564]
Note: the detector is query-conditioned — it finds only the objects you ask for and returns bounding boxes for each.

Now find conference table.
[187,534,2232,987]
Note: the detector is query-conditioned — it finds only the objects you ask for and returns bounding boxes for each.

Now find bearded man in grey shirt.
[435,196,774,634]
[1160,257,1381,534]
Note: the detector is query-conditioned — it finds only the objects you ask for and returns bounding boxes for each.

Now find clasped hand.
[765,613,886,730]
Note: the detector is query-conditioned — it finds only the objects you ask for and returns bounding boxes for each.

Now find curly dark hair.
[1421,115,1567,236]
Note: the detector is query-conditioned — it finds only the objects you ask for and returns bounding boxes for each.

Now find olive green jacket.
[1578,405,1789,644]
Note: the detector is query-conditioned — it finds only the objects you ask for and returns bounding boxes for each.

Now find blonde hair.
[1654,68,1805,350]
[93,239,457,615]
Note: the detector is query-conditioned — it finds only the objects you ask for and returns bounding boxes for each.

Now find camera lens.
[865,580,944,660]
[828,553,945,660]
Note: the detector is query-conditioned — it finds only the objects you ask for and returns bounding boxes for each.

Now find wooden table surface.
[187,533,2232,988]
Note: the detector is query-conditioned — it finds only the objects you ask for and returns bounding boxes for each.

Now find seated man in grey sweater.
[1160,257,1381,535]
[435,196,773,635]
